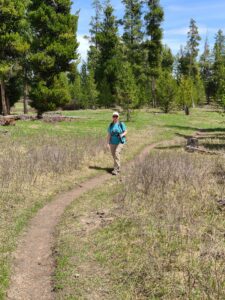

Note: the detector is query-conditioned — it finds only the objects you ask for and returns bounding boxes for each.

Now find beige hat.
[112,111,119,117]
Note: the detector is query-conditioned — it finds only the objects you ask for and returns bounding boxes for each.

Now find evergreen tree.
[85,69,99,108]
[88,0,103,71]
[121,0,144,72]
[116,61,138,121]
[80,62,98,108]
[199,38,214,104]
[69,71,83,109]
[178,19,202,108]
[20,10,33,114]
[161,45,174,73]
[0,0,30,115]
[29,0,78,116]
[156,71,177,113]
[145,0,164,107]
[212,30,225,107]
[176,46,190,79]
[80,63,89,108]
[95,1,121,106]
[187,18,201,79]
[177,77,193,115]
[121,0,149,106]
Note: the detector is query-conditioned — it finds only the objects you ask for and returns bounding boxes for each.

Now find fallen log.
[186,145,225,156]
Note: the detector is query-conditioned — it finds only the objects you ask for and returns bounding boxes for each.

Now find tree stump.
[187,137,199,149]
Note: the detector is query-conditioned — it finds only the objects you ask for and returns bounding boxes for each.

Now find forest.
[0,0,224,117]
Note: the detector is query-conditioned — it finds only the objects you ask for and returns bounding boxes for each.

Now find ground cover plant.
[0,108,164,298]
[0,108,225,298]
[54,149,225,299]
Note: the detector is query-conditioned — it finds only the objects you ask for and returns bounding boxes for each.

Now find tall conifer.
[0,0,30,115]
[145,0,164,107]
[29,0,78,116]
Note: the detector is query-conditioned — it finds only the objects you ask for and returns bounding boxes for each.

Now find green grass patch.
[54,109,225,299]
[1,108,225,299]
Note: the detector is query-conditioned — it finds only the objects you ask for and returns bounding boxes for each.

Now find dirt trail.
[7,142,161,300]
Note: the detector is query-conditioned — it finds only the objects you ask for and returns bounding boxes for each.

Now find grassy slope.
[0,107,224,299]
[0,108,176,299]
[54,109,225,299]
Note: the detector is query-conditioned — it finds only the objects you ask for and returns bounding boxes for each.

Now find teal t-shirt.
[108,122,126,145]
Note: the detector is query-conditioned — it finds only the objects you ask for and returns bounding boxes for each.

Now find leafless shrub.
[115,151,225,299]
[0,135,105,193]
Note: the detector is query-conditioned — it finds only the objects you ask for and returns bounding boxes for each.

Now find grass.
[0,107,225,299]
[55,152,225,299]
[0,108,167,299]
[54,108,225,299]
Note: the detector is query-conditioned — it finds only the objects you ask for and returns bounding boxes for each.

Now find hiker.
[107,112,127,175]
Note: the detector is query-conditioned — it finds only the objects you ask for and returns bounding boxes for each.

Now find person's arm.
[120,123,127,138]
[107,133,111,145]
[120,130,127,138]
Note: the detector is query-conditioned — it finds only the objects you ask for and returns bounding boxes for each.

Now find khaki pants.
[110,143,124,172]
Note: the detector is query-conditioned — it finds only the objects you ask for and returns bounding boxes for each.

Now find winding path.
[7,142,162,300]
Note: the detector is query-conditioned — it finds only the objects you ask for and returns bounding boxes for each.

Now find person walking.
[107,112,127,175]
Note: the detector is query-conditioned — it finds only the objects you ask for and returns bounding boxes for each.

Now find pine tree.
[121,0,149,106]
[212,30,225,107]
[156,71,177,113]
[29,0,78,116]
[199,38,214,104]
[85,69,99,108]
[145,0,164,107]
[177,77,193,115]
[116,61,138,121]
[69,71,83,109]
[0,0,30,115]
[95,1,121,106]
[20,11,32,114]
[187,18,201,79]
[176,46,190,79]
[121,0,144,71]
[161,45,174,73]
[80,62,98,108]
[88,0,103,71]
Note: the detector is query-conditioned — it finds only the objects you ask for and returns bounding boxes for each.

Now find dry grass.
[0,134,105,298]
[54,151,225,299]
[111,152,225,298]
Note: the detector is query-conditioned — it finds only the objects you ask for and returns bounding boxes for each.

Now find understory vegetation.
[0,134,105,298]
[54,150,225,299]
[0,108,225,299]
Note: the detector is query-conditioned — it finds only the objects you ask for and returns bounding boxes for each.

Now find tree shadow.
[201,143,225,151]
[167,125,200,131]
[155,145,184,150]
[197,135,225,140]
[167,125,225,133]
[89,166,113,173]
[175,132,193,139]
[199,128,225,133]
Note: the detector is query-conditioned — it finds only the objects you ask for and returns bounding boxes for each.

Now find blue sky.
[72,0,225,61]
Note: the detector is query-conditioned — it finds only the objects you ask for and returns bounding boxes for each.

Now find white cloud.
[77,34,90,62]
[165,26,220,36]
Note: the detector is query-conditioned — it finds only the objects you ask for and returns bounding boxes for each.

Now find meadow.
[0,108,225,299]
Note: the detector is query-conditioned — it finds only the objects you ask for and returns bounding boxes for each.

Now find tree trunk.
[126,108,131,122]
[184,105,189,115]
[0,78,8,116]
[6,96,10,115]
[23,81,28,114]
[151,77,156,108]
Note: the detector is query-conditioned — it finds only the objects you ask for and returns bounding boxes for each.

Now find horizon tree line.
[0,0,225,117]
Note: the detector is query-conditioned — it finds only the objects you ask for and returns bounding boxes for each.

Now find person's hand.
[107,143,110,150]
